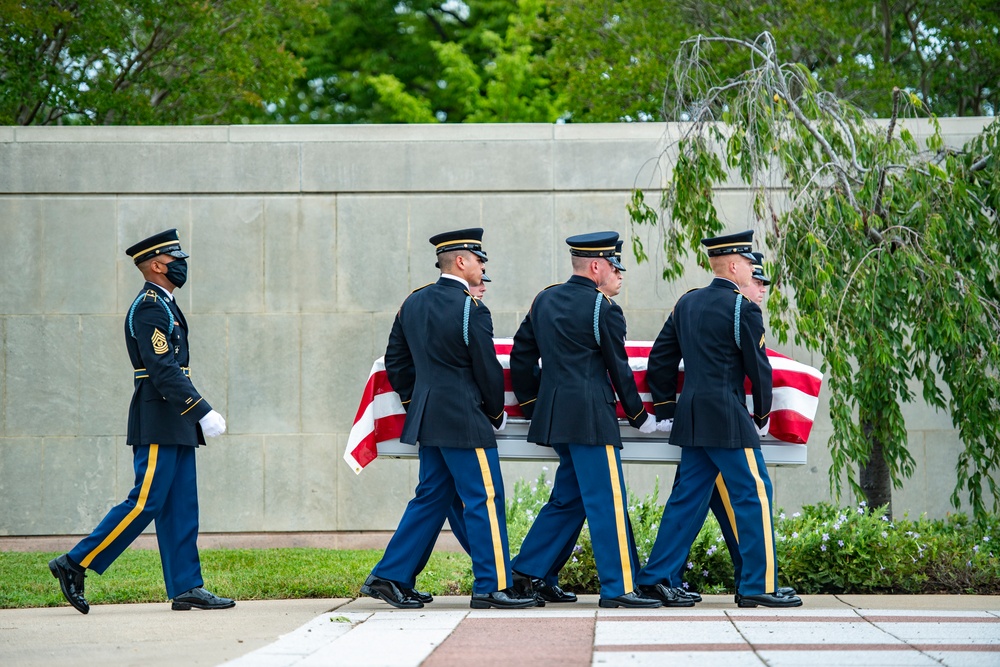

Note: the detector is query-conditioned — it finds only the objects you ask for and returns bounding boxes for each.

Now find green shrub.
[504,471,1000,595]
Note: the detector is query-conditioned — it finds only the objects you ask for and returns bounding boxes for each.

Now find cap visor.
[480,272,491,282]
[167,250,189,259]
[608,257,625,271]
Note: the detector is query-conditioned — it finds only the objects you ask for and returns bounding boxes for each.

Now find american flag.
[344,339,823,474]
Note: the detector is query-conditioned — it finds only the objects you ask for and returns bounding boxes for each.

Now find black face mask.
[165,258,188,288]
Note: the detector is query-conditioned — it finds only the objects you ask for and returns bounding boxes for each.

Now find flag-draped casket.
[345,339,822,473]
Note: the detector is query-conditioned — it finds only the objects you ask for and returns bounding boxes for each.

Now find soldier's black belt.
[134,367,190,380]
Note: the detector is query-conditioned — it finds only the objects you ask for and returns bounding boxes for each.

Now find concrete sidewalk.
[2,595,998,667]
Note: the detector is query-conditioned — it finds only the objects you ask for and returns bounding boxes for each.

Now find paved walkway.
[3,595,998,666]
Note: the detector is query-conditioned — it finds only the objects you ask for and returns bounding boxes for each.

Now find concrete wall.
[0,119,992,537]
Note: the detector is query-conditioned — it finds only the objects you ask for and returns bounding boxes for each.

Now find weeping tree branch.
[629,30,1000,522]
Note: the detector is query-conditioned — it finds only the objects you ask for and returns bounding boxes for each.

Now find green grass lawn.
[0,548,474,609]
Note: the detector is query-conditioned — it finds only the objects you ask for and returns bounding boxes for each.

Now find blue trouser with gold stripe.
[692,471,775,589]
[511,443,638,599]
[68,444,203,599]
[639,446,778,596]
[412,492,580,590]
[374,444,511,594]
[411,495,471,580]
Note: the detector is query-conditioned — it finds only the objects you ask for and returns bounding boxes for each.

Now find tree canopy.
[266,0,558,124]
[0,0,322,125]
[628,32,1000,521]
[549,0,1000,122]
[3,1,997,125]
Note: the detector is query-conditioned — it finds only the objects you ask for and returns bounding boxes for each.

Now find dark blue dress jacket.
[646,277,772,449]
[125,282,211,447]
[510,274,649,447]
[385,276,506,449]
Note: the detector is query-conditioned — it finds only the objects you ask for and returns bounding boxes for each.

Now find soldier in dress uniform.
[508,231,664,609]
[361,228,534,610]
[666,250,795,602]
[638,230,802,608]
[747,252,770,303]
[48,229,233,614]
[405,279,489,605]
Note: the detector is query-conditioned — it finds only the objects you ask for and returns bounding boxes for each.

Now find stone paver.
[3,595,998,667]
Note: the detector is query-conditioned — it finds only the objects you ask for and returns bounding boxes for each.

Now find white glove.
[656,418,674,432]
[199,410,227,438]
[638,413,657,434]
[493,411,508,432]
[756,419,770,438]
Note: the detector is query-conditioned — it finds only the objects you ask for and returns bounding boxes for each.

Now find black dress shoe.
[402,587,433,604]
[736,592,803,608]
[510,571,545,607]
[637,584,696,607]
[361,574,423,609]
[534,579,577,603]
[735,587,799,605]
[49,555,89,615]
[171,587,236,610]
[598,591,663,609]
[680,589,702,603]
[470,588,538,609]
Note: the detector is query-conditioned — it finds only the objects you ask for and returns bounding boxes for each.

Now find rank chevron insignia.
[152,328,169,355]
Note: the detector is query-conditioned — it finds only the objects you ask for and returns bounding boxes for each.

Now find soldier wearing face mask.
[49,229,233,614]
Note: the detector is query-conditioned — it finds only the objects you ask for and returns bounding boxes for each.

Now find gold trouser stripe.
[714,474,739,543]
[80,444,159,568]
[605,445,633,592]
[743,449,775,593]
[475,448,506,591]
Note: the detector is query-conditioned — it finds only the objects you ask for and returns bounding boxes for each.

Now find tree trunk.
[860,419,893,518]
